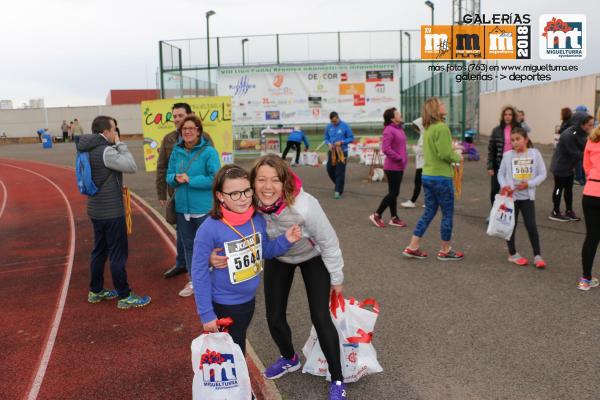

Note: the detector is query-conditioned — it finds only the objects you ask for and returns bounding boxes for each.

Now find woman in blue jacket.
[167,115,221,297]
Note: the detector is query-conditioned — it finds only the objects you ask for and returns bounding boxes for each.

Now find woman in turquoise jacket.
[167,115,221,296]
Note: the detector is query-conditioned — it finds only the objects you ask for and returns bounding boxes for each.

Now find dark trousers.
[507,200,541,256]
[62,131,68,142]
[410,168,423,203]
[177,213,209,277]
[376,170,403,218]
[552,174,574,213]
[176,223,187,269]
[90,216,131,298]
[575,161,586,185]
[582,195,600,280]
[282,141,302,164]
[213,298,255,355]
[490,169,500,206]
[264,256,343,381]
[326,150,348,194]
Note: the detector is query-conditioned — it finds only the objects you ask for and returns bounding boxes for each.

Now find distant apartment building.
[28,98,45,108]
[0,100,13,110]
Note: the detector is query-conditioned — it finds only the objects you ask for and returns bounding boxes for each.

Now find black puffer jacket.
[487,122,521,171]
[550,113,590,177]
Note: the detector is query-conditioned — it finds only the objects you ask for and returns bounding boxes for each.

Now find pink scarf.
[220,205,255,226]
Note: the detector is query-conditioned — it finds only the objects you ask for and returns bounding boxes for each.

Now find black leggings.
[213,299,255,355]
[281,141,302,164]
[507,200,541,256]
[490,169,500,206]
[376,170,403,218]
[264,256,343,381]
[410,168,423,203]
[552,174,574,213]
[582,195,600,280]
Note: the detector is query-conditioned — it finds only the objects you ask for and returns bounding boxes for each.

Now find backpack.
[76,151,111,196]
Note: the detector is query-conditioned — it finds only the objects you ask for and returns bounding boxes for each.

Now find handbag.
[164,144,208,224]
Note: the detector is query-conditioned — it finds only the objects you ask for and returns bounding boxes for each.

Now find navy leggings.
[413,177,455,242]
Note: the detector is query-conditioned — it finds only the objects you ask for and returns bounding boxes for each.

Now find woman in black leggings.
[549,114,594,221]
[578,125,600,290]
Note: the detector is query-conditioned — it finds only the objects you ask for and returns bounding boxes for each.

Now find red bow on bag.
[346,329,374,344]
[330,291,345,318]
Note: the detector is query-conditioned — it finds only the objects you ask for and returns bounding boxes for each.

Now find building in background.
[28,98,45,109]
[0,100,13,110]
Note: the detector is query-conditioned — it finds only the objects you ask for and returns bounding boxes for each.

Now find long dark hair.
[210,165,252,220]
[499,106,519,129]
[561,107,572,122]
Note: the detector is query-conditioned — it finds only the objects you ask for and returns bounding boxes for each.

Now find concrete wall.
[479,74,599,145]
[0,104,142,138]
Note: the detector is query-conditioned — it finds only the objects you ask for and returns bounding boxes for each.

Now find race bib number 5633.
[224,233,263,284]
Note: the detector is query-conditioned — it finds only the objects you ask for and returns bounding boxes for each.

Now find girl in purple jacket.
[369,107,408,228]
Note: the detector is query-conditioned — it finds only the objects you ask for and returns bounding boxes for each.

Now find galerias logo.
[229,76,256,96]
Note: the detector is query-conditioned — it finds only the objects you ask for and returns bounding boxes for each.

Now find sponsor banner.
[141,97,233,172]
[539,14,586,60]
[217,63,400,125]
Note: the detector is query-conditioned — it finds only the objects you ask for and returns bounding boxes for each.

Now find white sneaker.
[401,200,416,208]
[178,281,194,297]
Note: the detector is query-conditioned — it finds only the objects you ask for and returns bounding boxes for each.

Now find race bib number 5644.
[224,233,263,284]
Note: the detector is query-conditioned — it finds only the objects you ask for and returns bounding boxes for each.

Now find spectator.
[325,111,354,199]
[72,118,84,143]
[61,120,69,142]
[516,110,531,133]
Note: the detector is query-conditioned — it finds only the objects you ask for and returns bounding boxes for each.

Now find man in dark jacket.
[77,116,151,309]
[156,103,193,278]
[549,113,594,221]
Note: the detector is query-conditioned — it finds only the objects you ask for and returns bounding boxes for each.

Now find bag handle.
[358,298,380,314]
[202,317,234,334]
[330,291,345,318]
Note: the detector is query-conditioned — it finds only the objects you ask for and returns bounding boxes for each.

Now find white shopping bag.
[299,152,320,166]
[487,194,516,240]
[302,294,383,383]
[191,327,252,400]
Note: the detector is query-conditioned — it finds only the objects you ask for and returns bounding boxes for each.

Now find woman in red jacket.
[578,123,600,290]
[369,107,408,228]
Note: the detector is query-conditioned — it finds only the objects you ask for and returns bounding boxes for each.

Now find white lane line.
[0,163,76,400]
[0,179,7,221]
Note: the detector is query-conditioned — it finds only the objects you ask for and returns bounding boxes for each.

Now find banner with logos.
[217,63,400,125]
[141,97,233,172]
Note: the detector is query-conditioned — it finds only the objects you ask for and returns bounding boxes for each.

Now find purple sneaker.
[263,354,301,379]
[329,381,347,400]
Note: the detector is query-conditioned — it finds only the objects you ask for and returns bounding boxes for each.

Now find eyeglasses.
[221,188,253,201]
[181,126,198,132]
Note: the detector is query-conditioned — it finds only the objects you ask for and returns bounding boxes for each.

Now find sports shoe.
[263,354,301,379]
[565,211,581,221]
[88,288,118,303]
[178,281,194,297]
[164,265,187,278]
[401,200,416,208]
[334,192,341,199]
[534,255,547,269]
[389,217,407,227]
[548,211,570,222]
[577,277,599,291]
[402,247,428,259]
[369,213,386,228]
[437,248,465,261]
[508,253,528,266]
[329,380,347,400]
[117,293,151,309]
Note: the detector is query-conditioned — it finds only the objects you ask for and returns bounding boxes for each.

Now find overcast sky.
[1,0,597,107]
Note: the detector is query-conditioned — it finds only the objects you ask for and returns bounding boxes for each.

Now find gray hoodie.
[76,134,137,220]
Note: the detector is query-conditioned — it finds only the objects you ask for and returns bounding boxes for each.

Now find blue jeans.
[326,150,348,194]
[90,216,131,298]
[413,177,455,242]
[176,213,209,277]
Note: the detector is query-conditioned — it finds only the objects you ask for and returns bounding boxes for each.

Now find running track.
[0,159,276,400]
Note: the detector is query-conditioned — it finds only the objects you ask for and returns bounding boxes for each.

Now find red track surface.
[0,159,272,400]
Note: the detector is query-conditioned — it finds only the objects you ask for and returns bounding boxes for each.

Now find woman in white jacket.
[402,118,425,208]
[497,127,547,268]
